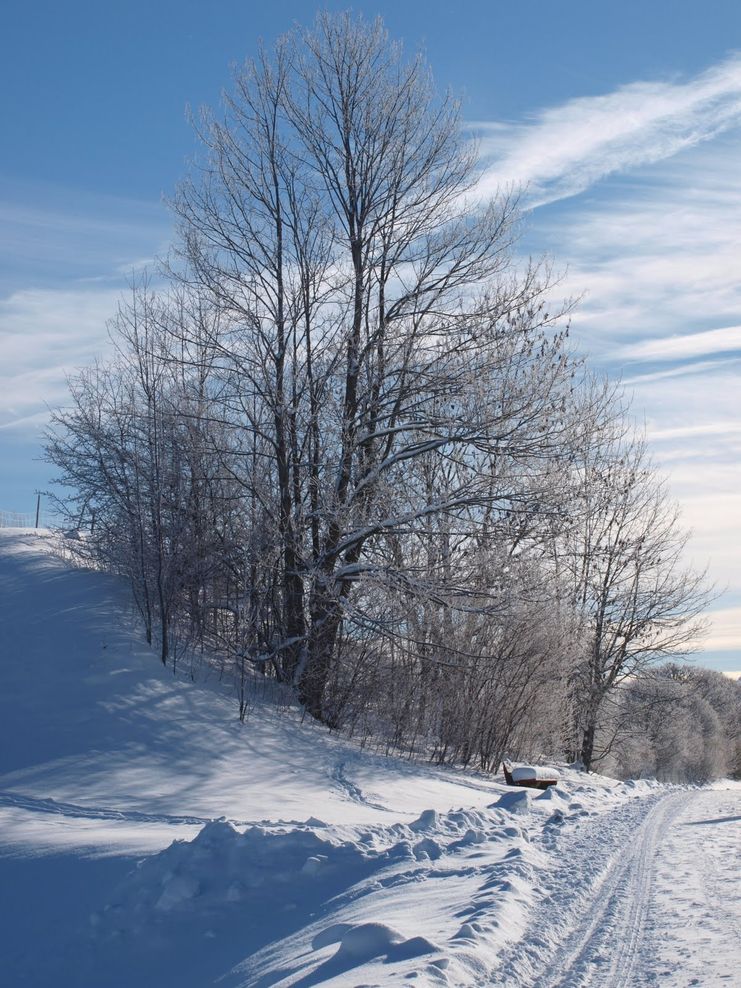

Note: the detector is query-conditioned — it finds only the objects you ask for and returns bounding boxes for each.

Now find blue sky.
[1,1,739,671]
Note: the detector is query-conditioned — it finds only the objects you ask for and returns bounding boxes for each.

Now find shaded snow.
[0,531,511,857]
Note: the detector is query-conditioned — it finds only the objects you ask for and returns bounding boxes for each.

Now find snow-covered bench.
[502,762,559,790]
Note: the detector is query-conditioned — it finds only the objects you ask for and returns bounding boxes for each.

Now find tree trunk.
[299,581,343,724]
[580,717,597,772]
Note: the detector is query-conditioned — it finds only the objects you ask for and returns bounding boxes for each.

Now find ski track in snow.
[0,790,214,828]
[328,759,393,813]
[0,791,324,832]
[523,791,680,988]
[492,786,741,988]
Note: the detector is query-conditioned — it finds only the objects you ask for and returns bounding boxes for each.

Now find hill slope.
[1,531,738,987]
[0,531,511,851]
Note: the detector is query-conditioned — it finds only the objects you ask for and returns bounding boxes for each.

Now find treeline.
[606,665,741,782]
[46,12,717,778]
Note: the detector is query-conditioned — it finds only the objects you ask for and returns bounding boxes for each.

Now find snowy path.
[638,785,741,987]
[494,785,741,988]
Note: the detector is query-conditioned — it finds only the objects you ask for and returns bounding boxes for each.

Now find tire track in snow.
[492,789,685,988]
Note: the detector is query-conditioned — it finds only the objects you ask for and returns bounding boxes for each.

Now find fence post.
[35,493,41,530]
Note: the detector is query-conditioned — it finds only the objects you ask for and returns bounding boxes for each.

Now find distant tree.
[561,434,713,770]
[661,664,741,778]
[609,664,740,782]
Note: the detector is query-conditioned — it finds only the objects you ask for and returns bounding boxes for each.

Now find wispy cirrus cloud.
[647,421,741,442]
[0,178,169,294]
[627,371,741,665]
[618,325,741,362]
[622,358,741,387]
[0,286,123,430]
[475,53,741,205]
[0,181,170,436]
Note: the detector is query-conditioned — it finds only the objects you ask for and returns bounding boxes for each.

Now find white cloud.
[475,53,741,205]
[702,607,741,653]
[618,325,741,362]
[0,286,121,429]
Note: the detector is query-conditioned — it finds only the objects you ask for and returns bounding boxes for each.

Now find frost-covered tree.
[170,11,583,722]
[560,434,713,770]
[45,12,714,768]
[608,664,740,782]
[46,282,244,669]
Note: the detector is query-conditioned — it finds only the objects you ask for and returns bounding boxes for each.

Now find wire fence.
[0,498,56,529]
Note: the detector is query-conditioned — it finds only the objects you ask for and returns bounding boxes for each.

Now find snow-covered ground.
[1,530,739,987]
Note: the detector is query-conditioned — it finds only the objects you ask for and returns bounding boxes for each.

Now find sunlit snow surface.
[0,530,739,987]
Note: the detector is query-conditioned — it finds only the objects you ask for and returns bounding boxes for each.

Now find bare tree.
[46,280,244,669]
[45,12,715,772]
[560,432,713,770]
[170,11,579,721]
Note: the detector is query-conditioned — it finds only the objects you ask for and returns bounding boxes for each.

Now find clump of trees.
[605,665,741,782]
[46,12,716,778]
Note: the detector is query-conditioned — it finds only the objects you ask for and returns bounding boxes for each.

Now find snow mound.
[98,817,377,935]
[414,837,444,860]
[409,808,439,831]
[490,790,532,814]
[335,921,403,959]
[311,921,439,976]
[536,785,570,804]
[622,778,660,791]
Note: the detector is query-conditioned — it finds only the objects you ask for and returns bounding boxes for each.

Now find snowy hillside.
[1,530,739,987]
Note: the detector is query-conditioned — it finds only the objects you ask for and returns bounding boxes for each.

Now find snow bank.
[86,771,644,984]
[100,818,375,923]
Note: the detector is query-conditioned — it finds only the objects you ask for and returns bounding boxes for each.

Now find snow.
[510,765,560,783]
[638,783,741,986]
[1,529,739,987]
